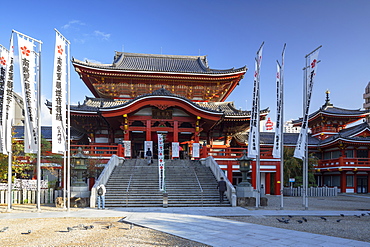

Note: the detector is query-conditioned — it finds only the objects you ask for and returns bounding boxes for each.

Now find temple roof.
[73,52,246,75]
[319,122,370,146]
[234,132,321,146]
[47,88,268,118]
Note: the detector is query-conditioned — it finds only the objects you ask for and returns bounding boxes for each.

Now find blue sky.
[1,0,370,127]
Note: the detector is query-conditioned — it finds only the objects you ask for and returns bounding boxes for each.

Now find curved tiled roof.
[73,52,246,75]
[48,88,258,118]
[292,105,370,124]
[319,122,370,145]
[234,132,320,146]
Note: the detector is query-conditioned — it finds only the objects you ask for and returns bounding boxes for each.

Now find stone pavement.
[1,195,370,247]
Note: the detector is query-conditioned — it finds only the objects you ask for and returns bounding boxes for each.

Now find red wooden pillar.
[251,161,256,189]
[173,121,178,142]
[353,172,357,193]
[227,160,233,183]
[124,130,130,141]
[146,119,152,141]
[340,171,346,193]
[265,172,271,195]
[275,162,281,195]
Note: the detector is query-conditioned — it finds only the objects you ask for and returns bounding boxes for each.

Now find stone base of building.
[237,197,268,207]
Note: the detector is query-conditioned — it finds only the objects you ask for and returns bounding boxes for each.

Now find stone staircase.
[104,159,231,207]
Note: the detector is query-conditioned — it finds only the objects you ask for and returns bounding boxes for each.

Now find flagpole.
[255,42,264,208]
[67,38,71,211]
[280,43,286,210]
[36,40,42,212]
[6,151,12,211]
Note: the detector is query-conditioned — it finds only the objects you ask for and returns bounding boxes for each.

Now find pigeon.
[67,227,74,232]
[361,213,366,216]
[0,227,8,232]
[336,219,342,222]
[354,215,361,218]
[27,230,32,234]
[129,223,134,229]
[283,220,290,224]
[320,217,327,221]
[276,218,284,223]
[84,225,94,230]
[367,212,370,216]
[297,220,303,224]
[340,214,344,217]
[302,217,307,222]
[288,215,293,218]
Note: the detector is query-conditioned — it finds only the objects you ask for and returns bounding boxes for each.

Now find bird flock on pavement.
[276,212,370,224]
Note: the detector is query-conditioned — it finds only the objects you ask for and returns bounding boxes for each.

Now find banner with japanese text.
[192,143,200,158]
[17,33,38,153]
[0,45,8,153]
[272,63,282,158]
[157,134,165,191]
[2,36,14,155]
[248,45,263,158]
[172,142,179,158]
[294,49,320,159]
[123,141,131,157]
[52,31,67,154]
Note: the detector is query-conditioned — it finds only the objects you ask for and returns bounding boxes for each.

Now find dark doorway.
[357,176,368,193]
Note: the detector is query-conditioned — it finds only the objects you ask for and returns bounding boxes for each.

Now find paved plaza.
[1,194,370,246]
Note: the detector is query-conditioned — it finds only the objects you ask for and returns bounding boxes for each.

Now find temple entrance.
[357,176,368,193]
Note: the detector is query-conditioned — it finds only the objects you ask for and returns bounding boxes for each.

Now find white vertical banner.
[192,143,200,158]
[157,134,165,191]
[17,33,38,153]
[248,43,264,158]
[272,62,282,158]
[3,37,14,155]
[0,45,8,154]
[172,142,179,158]
[123,141,131,157]
[144,141,153,158]
[52,31,67,154]
[294,48,320,159]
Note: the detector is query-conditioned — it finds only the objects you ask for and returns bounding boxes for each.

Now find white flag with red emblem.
[294,49,320,159]
[2,36,15,155]
[17,33,38,153]
[52,31,67,154]
[248,44,263,158]
[0,45,8,154]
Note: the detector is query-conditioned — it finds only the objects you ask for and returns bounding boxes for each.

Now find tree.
[283,147,317,187]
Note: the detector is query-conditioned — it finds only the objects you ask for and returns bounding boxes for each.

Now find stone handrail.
[90,155,124,208]
[201,156,237,206]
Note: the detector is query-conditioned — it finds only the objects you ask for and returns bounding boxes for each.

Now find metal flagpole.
[255,42,264,208]
[36,39,42,212]
[302,57,307,208]
[67,38,71,211]
[280,44,286,210]
[7,151,12,211]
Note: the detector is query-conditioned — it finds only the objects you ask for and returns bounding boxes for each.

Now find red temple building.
[47,51,370,196]
[67,51,268,159]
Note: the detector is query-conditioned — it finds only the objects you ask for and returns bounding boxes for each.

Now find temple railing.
[318,157,370,168]
[90,155,123,208]
[202,156,236,206]
[71,144,124,158]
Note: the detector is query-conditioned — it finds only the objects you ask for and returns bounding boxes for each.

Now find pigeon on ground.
[297,220,303,224]
[302,217,307,222]
[320,217,327,221]
[288,215,293,218]
[27,230,32,234]
[276,218,284,223]
[340,214,344,217]
[0,227,8,232]
[361,213,366,216]
[129,223,134,229]
[283,219,290,224]
[354,215,361,218]
[67,227,74,232]
[336,219,342,222]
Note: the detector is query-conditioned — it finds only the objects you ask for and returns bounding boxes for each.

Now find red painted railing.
[70,144,124,158]
[318,157,370,169]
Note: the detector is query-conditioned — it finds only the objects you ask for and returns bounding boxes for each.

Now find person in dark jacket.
[217,177,227,203]
[146,148,153,165]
